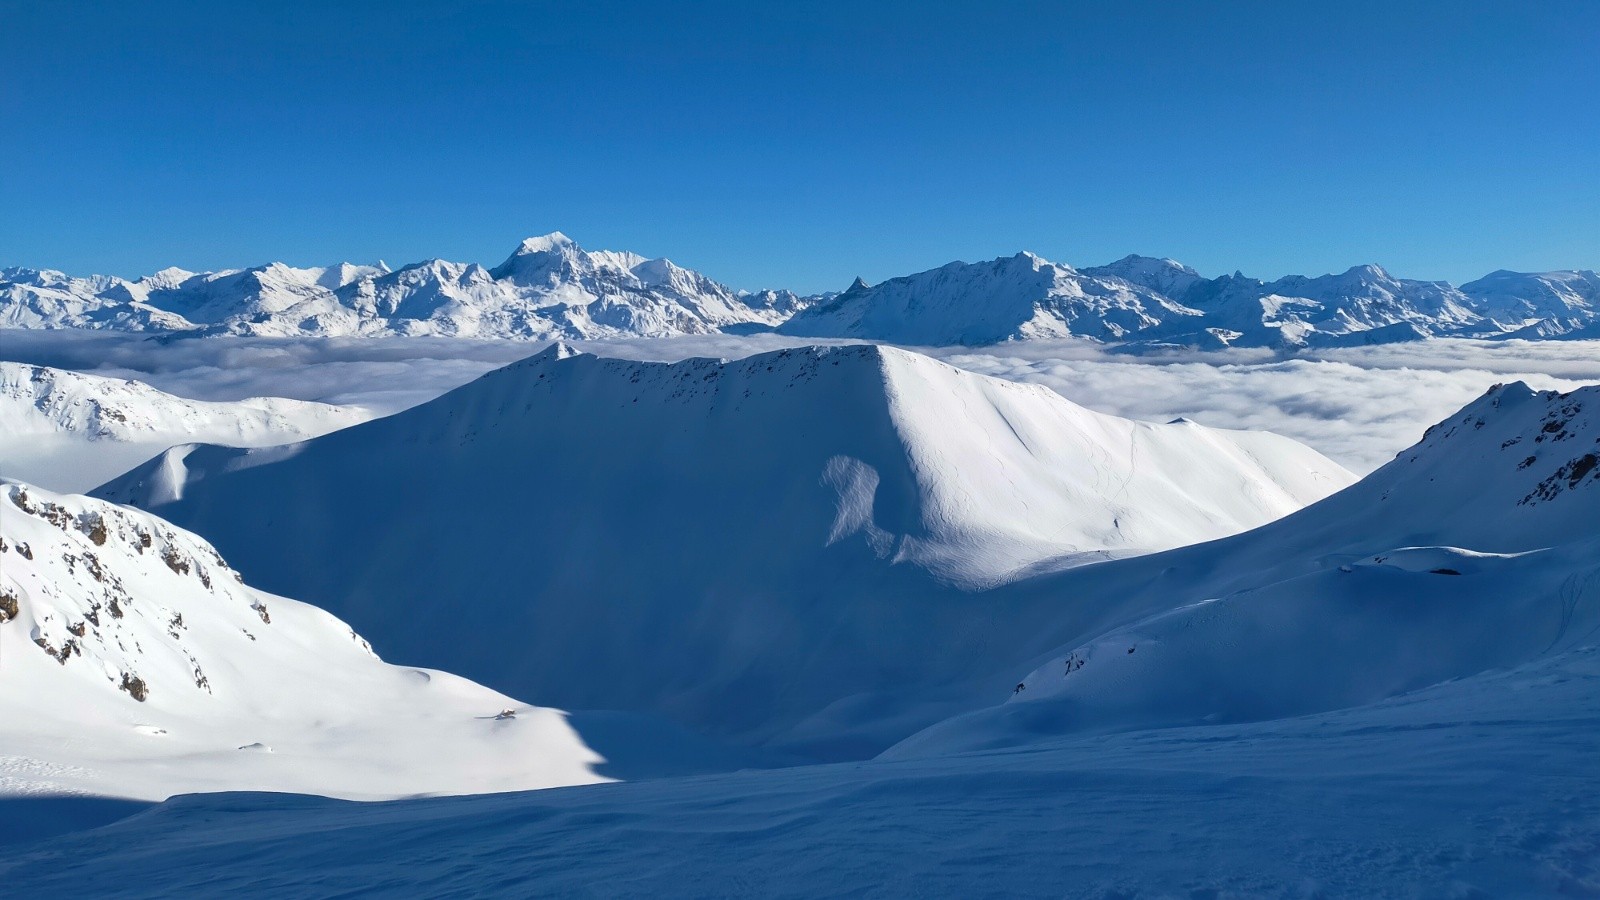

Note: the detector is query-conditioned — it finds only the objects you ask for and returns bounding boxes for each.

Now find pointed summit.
[514,232,575,255]
[845,276,871,293]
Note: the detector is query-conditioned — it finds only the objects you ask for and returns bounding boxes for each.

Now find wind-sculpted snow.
[93,342,1349,757]
[0,362,370,492]
[0,481,604,801]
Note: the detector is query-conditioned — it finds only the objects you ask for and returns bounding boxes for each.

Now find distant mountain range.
[4,235,1596,347]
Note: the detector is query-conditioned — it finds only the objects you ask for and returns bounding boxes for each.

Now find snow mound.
[0,481,603,801]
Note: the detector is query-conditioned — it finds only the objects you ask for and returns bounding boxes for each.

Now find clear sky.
[4,0,1596,293]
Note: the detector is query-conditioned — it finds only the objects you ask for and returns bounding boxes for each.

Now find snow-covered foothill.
[0,362,371,492]
[0,481,604,801]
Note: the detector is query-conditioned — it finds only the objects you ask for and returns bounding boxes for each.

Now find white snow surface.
[3,643,1595,897]
[93,342,1351,756]
[0,481,605,801]
[0,362,371,492]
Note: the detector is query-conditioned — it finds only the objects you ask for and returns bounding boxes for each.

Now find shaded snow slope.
[0,481,603,801]
[94,343,1349,756]
[0,362,371,492]
[885,380,1600,758]
[0,235,815,340]
[4,645,1595,897]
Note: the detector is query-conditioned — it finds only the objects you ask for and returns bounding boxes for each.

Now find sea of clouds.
[5,330,1598,474]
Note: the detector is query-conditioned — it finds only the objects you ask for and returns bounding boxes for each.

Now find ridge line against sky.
[7,237,1599,298]
[3,1,1596,294]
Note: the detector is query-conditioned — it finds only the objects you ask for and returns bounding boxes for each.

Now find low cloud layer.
[5,330,1598,474]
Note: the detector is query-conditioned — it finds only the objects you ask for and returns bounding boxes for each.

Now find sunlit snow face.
[3,329,1597,474]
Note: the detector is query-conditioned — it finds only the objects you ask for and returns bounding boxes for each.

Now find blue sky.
[4,1,1596,292]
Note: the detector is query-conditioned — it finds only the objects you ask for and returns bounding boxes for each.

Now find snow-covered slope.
[0,363,371,492]
[7,645,1593,897]
[0,481,604,801]
[0,235,814,340]
[94,343,1350,756]
[885,380,1600,758]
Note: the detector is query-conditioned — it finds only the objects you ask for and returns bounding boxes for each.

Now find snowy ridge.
[0,481,603,801]
[782,254,1600,347]
[0,362,371,493]
[0,234,816,340]
[93,342,1351,755]
[6,243,1596,345]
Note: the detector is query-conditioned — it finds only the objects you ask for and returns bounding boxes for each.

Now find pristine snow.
[0,362,371,492]
[4,644,1595,896]
[93,343,1351,756]
[0,481,605,801]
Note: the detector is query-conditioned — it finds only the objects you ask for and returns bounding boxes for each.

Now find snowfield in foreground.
[2,645,1595,897]
[0,481,604,801]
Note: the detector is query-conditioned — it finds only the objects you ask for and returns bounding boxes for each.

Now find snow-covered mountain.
[778,252,1204,344]
[0,362,371,493]
[94,342,1351,756]
[0,480,604,801]
[888,378,1600,757]
[14,380,1600,896]
[8,241,1593,346]
[783,251,1600,347]
[0,234,815,340]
